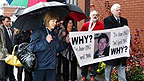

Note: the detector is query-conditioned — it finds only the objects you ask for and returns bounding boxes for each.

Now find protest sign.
[69,26,130,67]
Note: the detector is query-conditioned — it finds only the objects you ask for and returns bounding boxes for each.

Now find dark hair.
[63,18,77,34]
[1,16,11,21]
[0,15,4,24]
[63,18,75,29]
[98,33,109,43]
[0,15,4,21]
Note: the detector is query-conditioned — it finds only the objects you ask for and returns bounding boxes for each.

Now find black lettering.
[111,46,127,55]
[79,36,84,44]
[71,37,79,45]
[84,35,89,43]
[80,55,85,60]
[85,54,91,58]
[116,47,121,54]
[111,48,117,55]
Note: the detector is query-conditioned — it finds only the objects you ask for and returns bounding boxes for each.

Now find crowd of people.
[0,3,129,81]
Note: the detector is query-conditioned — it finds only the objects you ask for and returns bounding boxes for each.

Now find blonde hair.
[43,12,59,27]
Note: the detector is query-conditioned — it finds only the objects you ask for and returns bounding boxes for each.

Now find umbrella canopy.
[6,0,47,7]
[28,0,47,7]
[64,3,87,21]
[15,1,67,16]
[12,1,71,31]
[6,0,13,4]
[13,14,41,31]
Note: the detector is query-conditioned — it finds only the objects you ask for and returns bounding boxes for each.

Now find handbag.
[5,45,23,67]
[16,43,37,72]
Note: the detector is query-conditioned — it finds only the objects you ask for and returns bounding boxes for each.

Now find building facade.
[77,0,144,32]
[2,0,144,40]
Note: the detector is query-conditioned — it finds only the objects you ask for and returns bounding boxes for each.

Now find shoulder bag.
[16,43,37,72]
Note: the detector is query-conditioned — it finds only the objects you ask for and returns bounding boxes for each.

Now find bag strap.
[16,43,30,55]
[12,45,18,55]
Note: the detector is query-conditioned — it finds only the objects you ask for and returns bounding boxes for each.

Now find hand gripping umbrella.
[12,1,71,31]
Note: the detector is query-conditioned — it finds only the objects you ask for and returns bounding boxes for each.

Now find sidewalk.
[56,66,105,81]
[13,66,104,81]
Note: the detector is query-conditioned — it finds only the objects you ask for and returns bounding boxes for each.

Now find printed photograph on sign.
[93,33,110,59]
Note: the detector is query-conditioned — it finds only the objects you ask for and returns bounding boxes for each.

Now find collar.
[89,20,100,25]
[113,15,120,20]
[88,19,96,31]
[46,27,54,35]
[4,25,11,30]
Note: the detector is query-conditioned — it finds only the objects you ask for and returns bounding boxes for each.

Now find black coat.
[94,46,110,59]
[104,15,128,66]
[13,31,31,45]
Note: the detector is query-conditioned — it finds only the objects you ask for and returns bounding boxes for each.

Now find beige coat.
[0,25,9,60]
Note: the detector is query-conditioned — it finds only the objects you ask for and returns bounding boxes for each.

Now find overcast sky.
[0,0,9,7]
[0,0,9,15]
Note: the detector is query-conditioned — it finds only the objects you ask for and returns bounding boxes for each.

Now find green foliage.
[126,29,144,81]
[111,29,144,81]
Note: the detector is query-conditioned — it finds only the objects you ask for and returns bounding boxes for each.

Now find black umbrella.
[67,3,84,14]
[64,3,87,21]
[12,1,70,31]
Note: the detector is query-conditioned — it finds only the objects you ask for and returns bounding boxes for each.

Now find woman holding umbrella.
[29,11,69,81]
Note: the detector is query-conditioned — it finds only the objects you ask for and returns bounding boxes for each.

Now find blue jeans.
[105,64,127,81]
[33,69,56,81]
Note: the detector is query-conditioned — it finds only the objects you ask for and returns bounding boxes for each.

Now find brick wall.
[78,0,144,44]
[3,7,17,17]
[77,0,85,30]
[90,0,144,35]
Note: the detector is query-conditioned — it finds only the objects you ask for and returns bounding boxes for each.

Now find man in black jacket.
[104,3,128,81]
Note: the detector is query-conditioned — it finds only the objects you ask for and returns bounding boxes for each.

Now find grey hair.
[111,3,121,12]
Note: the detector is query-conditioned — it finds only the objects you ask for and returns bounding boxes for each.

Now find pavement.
[56,66,105,81]
[12,66,105,81]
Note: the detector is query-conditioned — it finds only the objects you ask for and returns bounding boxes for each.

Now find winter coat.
[0,26,9,60]
[29,25,67,70]
[104,15,128,66]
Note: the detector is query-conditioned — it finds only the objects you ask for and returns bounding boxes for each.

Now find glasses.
[93,14,99,17]
[6,21,11,22]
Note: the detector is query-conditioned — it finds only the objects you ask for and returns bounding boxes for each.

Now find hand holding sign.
[66,34,70,43]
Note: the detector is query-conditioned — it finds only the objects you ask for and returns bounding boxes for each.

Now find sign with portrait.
[69,26,130,67]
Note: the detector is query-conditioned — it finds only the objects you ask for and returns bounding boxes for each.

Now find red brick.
[78,0,144,45]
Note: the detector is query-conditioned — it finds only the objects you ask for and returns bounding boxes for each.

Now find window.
[66,0,77,5]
